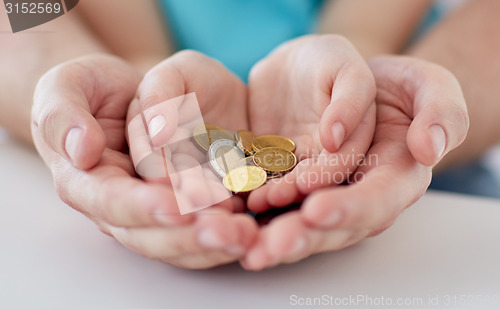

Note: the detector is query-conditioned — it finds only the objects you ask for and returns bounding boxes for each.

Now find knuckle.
[33,62,88,127]
[54,177,72,206]
[52,167,75,208]
[35,105,58,136]
[139,93,163,111]
[113,230,156,259]
[339,95,368,122]
[163,50,210,74]
[248,58,269,82]
[458,107,470,142]
[139,249,160,260]
[173,49,205,61]
[344,203,365,225]
[97,190,119,224]
[309,33,350,46]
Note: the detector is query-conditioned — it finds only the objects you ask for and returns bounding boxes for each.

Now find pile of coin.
[193,124,297,193]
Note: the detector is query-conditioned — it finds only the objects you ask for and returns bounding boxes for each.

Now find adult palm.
[241,56,469,270]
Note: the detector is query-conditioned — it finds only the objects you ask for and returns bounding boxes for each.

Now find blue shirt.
[157,1,500,198]
[159,0,324,81]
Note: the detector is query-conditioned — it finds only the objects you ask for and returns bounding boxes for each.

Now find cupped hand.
[32,54,193,230]
[241,56,469,270]
[32,53,257,269]
[246,35,377,213]
[123,50,258,268]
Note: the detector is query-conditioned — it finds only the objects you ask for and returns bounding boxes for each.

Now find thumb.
[32,74,106,170]
[32,55,141,170]
[370,56,469,167]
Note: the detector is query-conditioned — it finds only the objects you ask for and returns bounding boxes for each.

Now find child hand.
[246,35,377,213]
[124,50,258,268]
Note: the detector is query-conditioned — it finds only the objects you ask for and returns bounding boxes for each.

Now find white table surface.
[1,134,500,309]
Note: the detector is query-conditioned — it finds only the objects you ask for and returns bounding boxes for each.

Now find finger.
[301,143,431,230]
[242,212,310,271]
[165,251,240,270]
[247,164,306,213]
[52,151,194,228]
[369,56,469,166]
[109,212,257,263]
[248,103,375,210]
[240,230,277,271]
[297,103,376,194]
[242,211,356,270]
[136,50,245,148]
[319,37,377,152]
[32,55,140,170]
[33,67,105,170]
[135,51,202,148]
[166,211,259,269]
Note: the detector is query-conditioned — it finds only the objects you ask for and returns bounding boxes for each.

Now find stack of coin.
[193,125,297,193]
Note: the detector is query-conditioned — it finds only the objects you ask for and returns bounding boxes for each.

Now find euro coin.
[223,166,267,193]
[235,130,257,155]
[193,124,235,151]
[266,172,282,179]
[252,135,296,153]
[235,156,257,169]
[208,139,245,178]
[253,147,297,173]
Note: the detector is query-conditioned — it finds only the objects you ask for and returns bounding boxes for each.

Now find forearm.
[0,1,171,145]
[318,0,432,58]
[407,0,500,170]
[0,10,110,144]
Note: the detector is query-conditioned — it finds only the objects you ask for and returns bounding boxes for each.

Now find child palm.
[247,35,377,213]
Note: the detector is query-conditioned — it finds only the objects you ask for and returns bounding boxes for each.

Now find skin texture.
[241,56,468,270]
[407,0,500,170]
[1,1,476,269]
[246,35,376,211]
[123,39,376,267]
[319,0,433,57]
[0,0,169,143]
[32,53,259,270]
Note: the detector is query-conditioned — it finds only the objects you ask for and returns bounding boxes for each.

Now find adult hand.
[32,53,257,269]
[246,35,377,213]
[241,56,469,270]
[123,50,258,268]
[32,54,192,230]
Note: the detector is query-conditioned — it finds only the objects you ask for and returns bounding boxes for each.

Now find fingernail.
[65,127,83,163]
[148,114,167,138]
[428,125,446,160]
[225,245,245,256]
[290,236,307,257]
[198,228,225,249]
[322,210,343,227]
[331,122,345,150]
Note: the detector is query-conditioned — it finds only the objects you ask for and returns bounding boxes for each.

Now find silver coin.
[208,139,246,178]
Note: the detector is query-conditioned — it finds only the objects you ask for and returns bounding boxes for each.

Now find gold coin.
[266,172,282,180]
[252,135,296,153]
[253,147,297,173]
[193,124,235,151]
[235,130,257,155]
[223,166,267,193]
[234,156,257,169]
